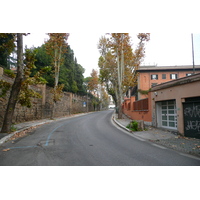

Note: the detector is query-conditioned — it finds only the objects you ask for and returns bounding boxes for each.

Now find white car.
[109,105,115,109]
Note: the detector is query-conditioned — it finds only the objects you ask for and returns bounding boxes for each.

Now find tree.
[74,61,85,95]
[45,33,69,88]
[1,34,50,133]
[0,33,16,69]
[45,33,69,118]
[1,33,24,133]
[33,44,54,87]
[87,69,99,95]
[32,44,86,95]
[98,33,150,118]
[18,47,49,108]
[98,52,117,106]
[100,85,109,109]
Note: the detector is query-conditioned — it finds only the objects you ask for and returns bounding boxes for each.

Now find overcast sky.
[23,33,200,77]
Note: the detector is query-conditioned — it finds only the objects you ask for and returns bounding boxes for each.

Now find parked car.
[109,105,115,109]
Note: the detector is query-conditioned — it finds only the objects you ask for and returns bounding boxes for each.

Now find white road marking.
[178,152,200,161]
[151,143,167,149]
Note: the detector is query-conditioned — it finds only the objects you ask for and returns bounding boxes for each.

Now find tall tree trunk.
[51,46,62,119]
[51,101,56,119]
[117,89,123,119]
[116,49,123,119]
[1,34,23,133]
[54,48,59,87]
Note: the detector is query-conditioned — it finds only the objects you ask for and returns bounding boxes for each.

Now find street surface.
[0,110,200,165]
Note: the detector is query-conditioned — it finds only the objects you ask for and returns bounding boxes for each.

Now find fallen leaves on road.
[9,125,42,141]
[10,130,27,141]
[1,124,45,152]
[171,145,177,147]
[2,148,10,152]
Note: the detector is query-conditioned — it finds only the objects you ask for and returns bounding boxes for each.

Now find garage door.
[183,101,200,138]
[161,100,177,130]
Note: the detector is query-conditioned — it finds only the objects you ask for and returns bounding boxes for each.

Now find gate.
[183,101,200,138]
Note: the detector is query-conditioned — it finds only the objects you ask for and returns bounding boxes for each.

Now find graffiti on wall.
[185,120,200,132]
[184,104,200,118]
[183,102,200,138]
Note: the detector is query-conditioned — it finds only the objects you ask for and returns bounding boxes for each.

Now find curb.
[0,121,50,146]
[0,131,16,146]
[112,114,132,133]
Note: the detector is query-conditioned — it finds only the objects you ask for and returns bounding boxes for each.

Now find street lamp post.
[191,33,195,74]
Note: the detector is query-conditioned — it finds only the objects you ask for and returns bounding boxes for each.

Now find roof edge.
[151,72,200,91]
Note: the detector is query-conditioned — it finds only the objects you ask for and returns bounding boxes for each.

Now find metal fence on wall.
[133,98,148,111]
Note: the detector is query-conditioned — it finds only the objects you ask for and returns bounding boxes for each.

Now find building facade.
[137,65,200,99]
[122,65,200,138]
[150,73,200,138]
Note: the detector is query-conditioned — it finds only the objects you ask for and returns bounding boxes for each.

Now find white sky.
[5,0,200,78]
[23,33,200,77]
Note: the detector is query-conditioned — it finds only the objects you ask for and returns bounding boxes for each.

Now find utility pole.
[191,33,195,74]
[87,90,88,113]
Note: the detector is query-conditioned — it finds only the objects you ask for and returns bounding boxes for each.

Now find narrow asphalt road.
[0,110,200,166]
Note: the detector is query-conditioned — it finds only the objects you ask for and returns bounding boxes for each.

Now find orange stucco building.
[122,65,200,138]
[137,65,200,99]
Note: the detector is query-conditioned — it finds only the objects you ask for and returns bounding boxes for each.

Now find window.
[186,73,192,76]
[170,74,178,79]
[162,74,166,79]
[151,74,158,80]
[151,83,158,87]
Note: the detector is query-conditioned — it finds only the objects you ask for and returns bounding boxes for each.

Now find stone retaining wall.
[0,67,95,126]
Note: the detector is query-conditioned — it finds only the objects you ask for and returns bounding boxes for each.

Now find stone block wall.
[0,67,95,126]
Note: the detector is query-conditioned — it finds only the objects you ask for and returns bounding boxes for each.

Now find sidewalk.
[113,112,200,157]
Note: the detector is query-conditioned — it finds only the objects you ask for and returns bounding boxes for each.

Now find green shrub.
[11,124,17,132]
[126,120,139,131]
[4,69,16,78]
[0,80,11,97]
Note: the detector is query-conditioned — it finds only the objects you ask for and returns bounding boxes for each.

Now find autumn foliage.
[45,33,69,104]
[98,33,150,118]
